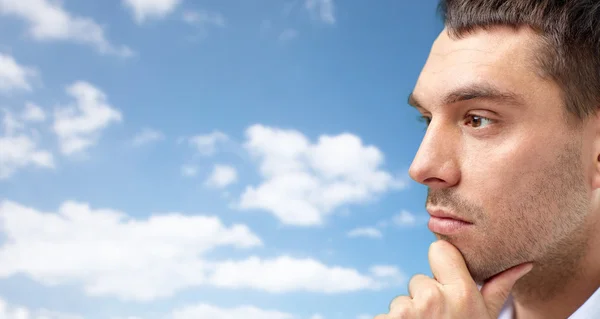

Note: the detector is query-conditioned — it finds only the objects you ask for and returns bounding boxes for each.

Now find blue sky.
[0,0,444,318]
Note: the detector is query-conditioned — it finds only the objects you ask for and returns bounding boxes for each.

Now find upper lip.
[427,207,473,224]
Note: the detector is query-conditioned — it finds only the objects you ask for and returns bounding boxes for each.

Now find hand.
[375,240,533,319]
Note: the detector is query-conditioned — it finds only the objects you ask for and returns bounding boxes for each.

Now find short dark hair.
[437,0,600,122]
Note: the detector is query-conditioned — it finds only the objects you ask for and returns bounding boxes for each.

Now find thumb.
[480,262,534,318]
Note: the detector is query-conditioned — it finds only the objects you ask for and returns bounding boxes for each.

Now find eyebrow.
[407,83,525,110]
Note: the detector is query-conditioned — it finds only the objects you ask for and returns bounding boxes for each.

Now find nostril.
[423,177,446,184]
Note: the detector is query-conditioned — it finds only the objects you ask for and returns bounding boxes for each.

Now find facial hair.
[425,140,591,301]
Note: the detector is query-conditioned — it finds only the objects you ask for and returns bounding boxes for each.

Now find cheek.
[461,136,545,216]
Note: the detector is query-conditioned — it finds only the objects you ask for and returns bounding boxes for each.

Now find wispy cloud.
[53,81,123,156]
[0,110,54,179]
[368,265,407,287]
[305,0,335,24]
[182,10,225,28]
[279,28,299,42]
[0,53,37,94]
[347,227,382,239]
[205,164,238,189]
[21,102,45,122]
[238,124,406,226]
[122,0,182,24]
[188,131,229,156]
[392,210,419,227]
[131,128,164,146]
[181,164,198,177]
[0,0,134,57]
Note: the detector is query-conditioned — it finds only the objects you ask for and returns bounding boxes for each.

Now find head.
[408,0,600,290]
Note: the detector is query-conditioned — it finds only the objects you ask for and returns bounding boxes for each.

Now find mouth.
[427,208,473,235]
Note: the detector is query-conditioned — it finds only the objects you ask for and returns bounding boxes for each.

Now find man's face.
[408,26,596,286]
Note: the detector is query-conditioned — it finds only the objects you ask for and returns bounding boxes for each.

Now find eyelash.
[417,114,494,128]
[417,115,431,126]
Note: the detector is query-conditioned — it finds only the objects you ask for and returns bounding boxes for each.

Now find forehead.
[412,26,546,107]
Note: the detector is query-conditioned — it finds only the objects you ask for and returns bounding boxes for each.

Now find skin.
[375,26,600,318]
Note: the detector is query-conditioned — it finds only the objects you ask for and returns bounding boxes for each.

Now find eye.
[465,114,493,128]
[417,115,431,126]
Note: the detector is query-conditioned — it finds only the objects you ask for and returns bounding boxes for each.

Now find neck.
[510,217,600,319]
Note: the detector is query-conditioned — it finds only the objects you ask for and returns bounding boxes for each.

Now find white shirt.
[498,286,600,319]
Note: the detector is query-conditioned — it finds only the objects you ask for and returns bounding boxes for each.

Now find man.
[375,1,600,318]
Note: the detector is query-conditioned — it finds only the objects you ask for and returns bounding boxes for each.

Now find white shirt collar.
[498,286,600,319]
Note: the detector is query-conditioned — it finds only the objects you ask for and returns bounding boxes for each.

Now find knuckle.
[389,306,413,319]
[408,273,433,298]
[388,296,414,319]
[409,273,429,283]
[413,285,443,315]
[421,284,443,302]
[389,295,411,311]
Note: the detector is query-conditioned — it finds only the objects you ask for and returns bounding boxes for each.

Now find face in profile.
[408,26,596,289]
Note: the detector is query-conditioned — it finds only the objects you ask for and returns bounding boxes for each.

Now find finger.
[481,262,534,318]
[408,274,444,315]
[389,295,413,311]
[428,240,475,287]
[408,274,439,298]
[388,295,415,318]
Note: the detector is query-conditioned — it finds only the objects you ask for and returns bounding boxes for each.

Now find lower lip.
[428,217,472,235]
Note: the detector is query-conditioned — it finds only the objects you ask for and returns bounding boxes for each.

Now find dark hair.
[437,0,600,122]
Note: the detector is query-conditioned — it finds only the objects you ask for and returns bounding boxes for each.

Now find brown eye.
[465,115,492,128]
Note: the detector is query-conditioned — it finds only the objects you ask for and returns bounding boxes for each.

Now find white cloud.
[21,102,45,122]
[131,128,164,146]
[123,0,181,24]
[369,265,403,278]
[310,315,325,319]
[368,265,406,288]
[0,200,262,301]
[181,164,198,177]
[205,164,237,188]
[189,131,229,156]
[2,110,24,135]
[0,200,404,301]
[0,110,54,179]
[357,315,373,319]
[0,297,83,319]
[347,227,382,239]
[392,210,417,227]
[0,135,54,179]
[170,303,294,319]
[182,10,225,28]
[305,0,335,24]
[53,81,122,155]
[209,256,379,293]
[0,53,37,94]
[0,0,133,57]
[238,124,405,226]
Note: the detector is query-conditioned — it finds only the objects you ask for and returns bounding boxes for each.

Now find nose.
[408,121,460,189]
